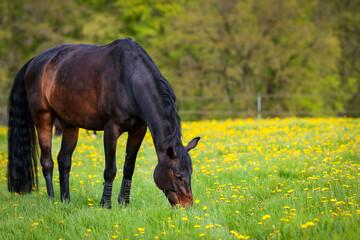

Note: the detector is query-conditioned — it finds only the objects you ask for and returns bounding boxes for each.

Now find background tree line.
[1,0,359,120]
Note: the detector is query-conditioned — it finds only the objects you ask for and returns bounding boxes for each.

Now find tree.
[324,0,360,116]
[156,0,341,117]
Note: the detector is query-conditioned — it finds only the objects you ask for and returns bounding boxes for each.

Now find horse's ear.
[185,137,200,152]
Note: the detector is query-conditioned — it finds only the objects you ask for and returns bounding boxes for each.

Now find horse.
[7,38,200,208]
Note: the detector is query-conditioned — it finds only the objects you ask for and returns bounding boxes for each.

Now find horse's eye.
[174,173,183,181]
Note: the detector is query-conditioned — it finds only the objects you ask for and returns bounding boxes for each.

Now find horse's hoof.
[117,198,129,206]
[99,199,112,209]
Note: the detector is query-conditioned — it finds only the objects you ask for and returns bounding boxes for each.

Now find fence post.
[257,92,261,119]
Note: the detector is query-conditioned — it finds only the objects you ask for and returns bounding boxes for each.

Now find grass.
[0,118,359,239]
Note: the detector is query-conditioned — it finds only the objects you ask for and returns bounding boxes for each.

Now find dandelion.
[301,221,315,229]
[199,233,206,237]
[230,230,239,237]
[262,215,271,220]
[31,222,39,227]
[306,222,315,227]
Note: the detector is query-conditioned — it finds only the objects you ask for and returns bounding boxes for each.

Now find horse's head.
[154,137,200,208]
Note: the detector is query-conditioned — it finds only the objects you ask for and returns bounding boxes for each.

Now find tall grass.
[0,118,359,239]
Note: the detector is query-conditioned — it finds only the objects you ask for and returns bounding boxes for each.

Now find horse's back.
[25,39,140,130]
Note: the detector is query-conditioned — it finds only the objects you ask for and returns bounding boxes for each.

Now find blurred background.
[0,0,359,122]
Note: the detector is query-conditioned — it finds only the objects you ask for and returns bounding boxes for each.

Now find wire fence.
[0,93,359,125]
[177,92,360,120]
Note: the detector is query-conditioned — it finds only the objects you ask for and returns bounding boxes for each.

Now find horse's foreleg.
[57,124,79,202]
[100,123,121,208]
[118,124,147,205]
[36,113,55,198]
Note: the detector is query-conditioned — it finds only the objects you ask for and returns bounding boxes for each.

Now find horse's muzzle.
[166,190,193,208]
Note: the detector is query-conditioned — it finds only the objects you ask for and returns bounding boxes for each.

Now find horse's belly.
[49,91,105,130]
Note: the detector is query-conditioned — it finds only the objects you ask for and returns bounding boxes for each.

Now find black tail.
[7,58,38,193]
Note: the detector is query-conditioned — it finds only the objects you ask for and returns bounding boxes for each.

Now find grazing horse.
[7,38,200,208]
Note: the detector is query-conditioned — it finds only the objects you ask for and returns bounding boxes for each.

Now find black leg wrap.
[118,178,132,205]
[100,181,113,208]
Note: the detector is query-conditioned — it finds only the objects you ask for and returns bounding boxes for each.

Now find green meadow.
[0,118,359,239]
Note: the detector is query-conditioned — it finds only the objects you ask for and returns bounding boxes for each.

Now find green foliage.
[0,0,359,119]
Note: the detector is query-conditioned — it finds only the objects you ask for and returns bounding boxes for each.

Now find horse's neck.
[130,58,180,153]
[146,114,173,153]
[132,80,173,153]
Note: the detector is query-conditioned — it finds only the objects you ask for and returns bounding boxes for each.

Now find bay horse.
[7,38,200,208]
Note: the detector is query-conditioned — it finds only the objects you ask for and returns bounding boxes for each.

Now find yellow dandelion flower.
[306,222,315,227]
[230,230,239,237]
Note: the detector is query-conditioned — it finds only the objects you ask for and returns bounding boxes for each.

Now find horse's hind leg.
[57,122,79,202]
[118,123,147,205]
[35,112,55,198]
[100,122,122,208]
